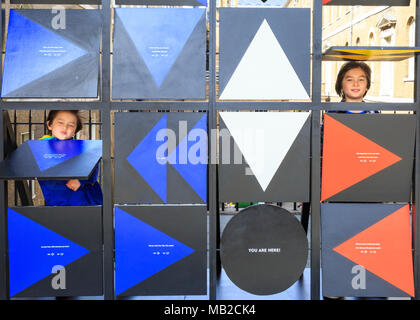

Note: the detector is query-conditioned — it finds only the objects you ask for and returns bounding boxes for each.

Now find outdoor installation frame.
[0,0,418,300]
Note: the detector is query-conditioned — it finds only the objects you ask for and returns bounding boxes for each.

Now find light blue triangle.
[115,8,204,87]
[8,208,89,297]
[2,10,87,96]
[167,114,207,202]
[126,114,167,203]
[114,207,194,296]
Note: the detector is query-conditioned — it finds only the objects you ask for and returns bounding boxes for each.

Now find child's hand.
[66,179,81,191]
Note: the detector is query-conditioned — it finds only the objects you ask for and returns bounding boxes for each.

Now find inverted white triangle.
[220,112,310,191]
[220,19,310,100]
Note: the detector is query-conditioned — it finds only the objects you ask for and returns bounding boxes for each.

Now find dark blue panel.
[28,140,87,172]
[126,114,167,202]
[115,8,204,87]
[8,208,89,297]
[114,207,194,296]
[168,114,207,202]
[1,10,87,96]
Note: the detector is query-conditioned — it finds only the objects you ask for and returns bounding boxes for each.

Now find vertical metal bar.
[208,0,217,301]
[0,111,9,300]
[101,0,114,300]
[0,0,9,300]
[311,0,322,300]
[413,0,420,300]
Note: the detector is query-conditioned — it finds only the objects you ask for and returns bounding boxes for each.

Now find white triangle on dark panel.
[220,112,310,191]
[220,19,309,100]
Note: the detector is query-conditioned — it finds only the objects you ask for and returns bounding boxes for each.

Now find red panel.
[333,204,414,296]
[321,114,402,202]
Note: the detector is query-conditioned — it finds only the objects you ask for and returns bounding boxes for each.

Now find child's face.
[341,67,368,102]
[47,111,78,140]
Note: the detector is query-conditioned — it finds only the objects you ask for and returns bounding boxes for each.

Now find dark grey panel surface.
[2,9,101,98]
[221,204,308,295]
[9,206,103,297]
[218,116,310,202]
[218,8,310,96]
[115,205,207,297]
[321,203,412,297]
[114,112,206,204]
[323,114,415,202]
[112,9,206,99]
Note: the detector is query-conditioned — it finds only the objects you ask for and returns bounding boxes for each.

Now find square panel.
[218,111,310,202]
[0,140,102,180]
[114,205,207,297]
[8,206,103,298]
[112,8,206,99]
[218,8,310,100]
[114,112,207,204]
[321,203,414,298]
[1,9,101,98]
[321,114,416,202]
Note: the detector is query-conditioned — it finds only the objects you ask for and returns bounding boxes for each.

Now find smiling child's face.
[341,67,368,102]
[47,111,78,140]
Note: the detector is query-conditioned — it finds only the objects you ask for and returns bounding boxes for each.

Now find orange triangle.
[321,115,402,201]
[333,205,414,296]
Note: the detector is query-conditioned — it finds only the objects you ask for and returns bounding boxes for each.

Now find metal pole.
[101,0,114,300]
[208,0,217,301]
[311,0,323,300]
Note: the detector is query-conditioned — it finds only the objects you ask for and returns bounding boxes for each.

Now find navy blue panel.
[8,208,89,297]
[2,10,87,97]
[114,207,195,296]
[167,114,207,202]
[126,114,167,203]
[115,8,204,88]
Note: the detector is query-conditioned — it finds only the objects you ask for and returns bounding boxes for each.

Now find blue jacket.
[38,136,103,206]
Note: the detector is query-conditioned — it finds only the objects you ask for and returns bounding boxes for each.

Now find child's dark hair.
[335,61,371,98]
[46,110,83,134]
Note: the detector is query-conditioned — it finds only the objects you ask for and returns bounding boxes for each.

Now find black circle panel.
[220,204,308,295]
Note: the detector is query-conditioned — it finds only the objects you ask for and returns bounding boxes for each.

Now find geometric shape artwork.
[323,47,420,62]
[2,10,101,98]
[114,205,206,297]
[219,8,310,100]
[218,111,310,202]
[112,8,206,99]
[221,204,308,295]
[321,203,414,297]
[0,140,102,180]
[8,206,102,297]
[321,114,415,202]
[126,114,168,203]
[114,112,207,204]
[115,0,206,5]
[323,0,409,6]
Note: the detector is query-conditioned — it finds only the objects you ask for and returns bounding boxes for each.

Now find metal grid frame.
[0,0,418,301]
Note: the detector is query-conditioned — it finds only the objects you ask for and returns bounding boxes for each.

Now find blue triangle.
[1,10,87,96]
[167,114,207,202]
[28,140,86,172]
[126,114,167,203]
[114,207,194,296]
[116,8,204,87]
[8,208,89,297]
[197,0,207,5]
